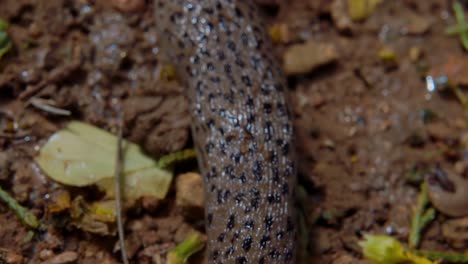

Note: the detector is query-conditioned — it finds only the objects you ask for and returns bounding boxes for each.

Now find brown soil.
[1,0,468,263]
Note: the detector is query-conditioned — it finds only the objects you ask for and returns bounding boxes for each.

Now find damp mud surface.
[1,0,468,263]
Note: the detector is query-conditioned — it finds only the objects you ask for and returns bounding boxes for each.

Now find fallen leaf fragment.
[347,0,383,22]
[35,121,173,201]
[358,234,435,264]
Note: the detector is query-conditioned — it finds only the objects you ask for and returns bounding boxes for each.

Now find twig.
[0,131,30,139]
[155,149,197,169]
[408,182,436,248]
[114,116,129,264]
[18,62,80,100]
[0,185,38,229]
[29,98,71,116]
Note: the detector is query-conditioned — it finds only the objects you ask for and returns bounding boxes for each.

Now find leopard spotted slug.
[154,1,297,263]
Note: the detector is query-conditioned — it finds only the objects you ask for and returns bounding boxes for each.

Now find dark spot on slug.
[265,121,273,141]
[211,250,219,261]
[207,62,215,71]
[224,64,232,74]
[253,161,263,181]
[263,103,272,114]
[244,220,254,230]
[224,165,235,178]
[242,236,252,251]
[225,246,235,256]
[218,232,226,242]
[259,257,265,264]
[227,214,235,230]
[207,213,213,226]
[236,256,247,264]
[267,193,281,203]
[217,189,231,204]
[269,250,280,259]
[265,215,273,231]
[260,235,270,249]
[227,41,236,52]
[277,231,284,240]
[242,75,252,87]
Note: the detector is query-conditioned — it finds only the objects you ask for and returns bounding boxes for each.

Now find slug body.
[154,1,297,263]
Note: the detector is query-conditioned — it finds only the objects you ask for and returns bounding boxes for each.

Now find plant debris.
[0,185,38,229]
[359,234,435,264]
[29,98,71,116]
[0,18,12,60]
[166,232,206,264]
[347,0,383,22]
[409,182,436,249]
[445,2,468,51]
[35,121,173,201]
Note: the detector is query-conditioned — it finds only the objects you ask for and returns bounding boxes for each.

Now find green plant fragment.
[0,185,38,229]
[409,182,436,249]
[166,233,206,264]
[0,18,12,59]
[359,234,435,264]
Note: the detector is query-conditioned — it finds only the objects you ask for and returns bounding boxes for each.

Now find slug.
[154,1,297,263]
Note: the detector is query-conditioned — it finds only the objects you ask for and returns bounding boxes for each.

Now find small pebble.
[283,40,338,75]
[39,249,54,260]
[175,173,205,212]
[331,0,353,32]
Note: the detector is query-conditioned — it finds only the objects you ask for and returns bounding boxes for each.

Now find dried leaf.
[36,121,173,201]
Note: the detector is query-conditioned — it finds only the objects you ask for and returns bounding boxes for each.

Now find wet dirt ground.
[1,0,468,263]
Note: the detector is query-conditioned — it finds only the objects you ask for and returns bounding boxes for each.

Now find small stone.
[268,23,291,44]
[141,196,161,212]
[331,0,353,32]
[176,173,205,218]
[409,46,423,62]
[426,122,453,141]
[28,23,42,37]
[283,41,338,75]
[39,250,54,260]
[0,248,24,264]
[403,13,432,35]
